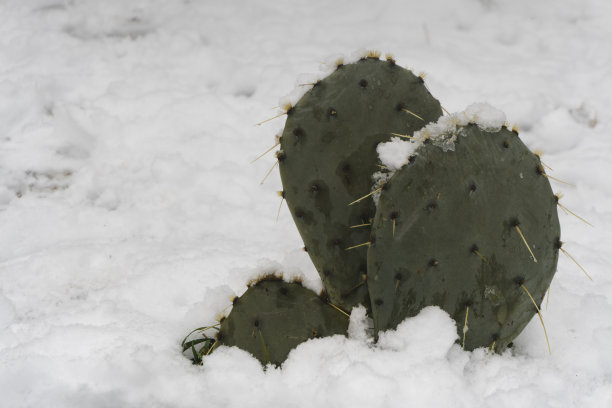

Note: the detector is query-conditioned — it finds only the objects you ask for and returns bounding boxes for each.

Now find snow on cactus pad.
[368,104,560,352]
[279,56,442,313]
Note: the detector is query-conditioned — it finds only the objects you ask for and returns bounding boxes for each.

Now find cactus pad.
[279,57,442,312]
[217,278,349,366]
[368,120,560,351]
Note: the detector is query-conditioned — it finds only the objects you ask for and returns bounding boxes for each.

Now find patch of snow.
[347,304,371,342]
[0,293,16,330]
[376,136,419,171]
[377,103,507,171]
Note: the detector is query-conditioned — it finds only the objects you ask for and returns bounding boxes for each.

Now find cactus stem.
[260,161,279,185]
[560,247,592,280]
[349,223,371,229]
[345,241,371,251]
[251,142,280,163]
[520,284,551,355]
[514,224,538,263]
[556,202,593,227]
[390,132,416,139]
[349,186,384,206]
[401,108,425,121]
[327,302,350,318]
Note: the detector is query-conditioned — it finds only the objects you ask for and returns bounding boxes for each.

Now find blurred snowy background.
[1,0,611,406]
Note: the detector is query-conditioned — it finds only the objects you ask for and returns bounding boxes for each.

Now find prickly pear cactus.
[279,57,442,312]
[216,277,349,366]
[368,118,560,351]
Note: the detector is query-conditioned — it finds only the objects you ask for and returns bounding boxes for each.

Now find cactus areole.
[279,57,442,312]
[368,110,560,351]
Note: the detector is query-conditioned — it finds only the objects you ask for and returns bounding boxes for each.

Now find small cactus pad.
[279,57,442,312]
[368,123,560,351]
[217,278,349,366]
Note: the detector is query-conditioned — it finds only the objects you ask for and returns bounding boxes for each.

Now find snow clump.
[377,103,507,172]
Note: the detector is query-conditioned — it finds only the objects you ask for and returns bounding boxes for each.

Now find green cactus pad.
[217,278,349,366]
[368,123,560,351]
[279,57,442,312]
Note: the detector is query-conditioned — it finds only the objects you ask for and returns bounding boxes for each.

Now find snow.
[1,0,612,407]
[376,136,419,172]
[377,103,507,171]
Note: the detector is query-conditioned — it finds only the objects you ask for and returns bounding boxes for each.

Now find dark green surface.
[217,279,349,366]
[279,58,442,312]
[368,125,560,351]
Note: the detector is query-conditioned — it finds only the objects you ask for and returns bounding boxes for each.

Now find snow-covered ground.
[1,0,611,406]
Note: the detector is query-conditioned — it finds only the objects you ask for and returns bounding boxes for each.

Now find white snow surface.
[1,1,612,407]
[378,103,507,171]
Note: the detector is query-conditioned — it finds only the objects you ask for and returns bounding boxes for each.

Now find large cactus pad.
[217,278,349,366]
[368,123,560,351]
[279,57,442,312]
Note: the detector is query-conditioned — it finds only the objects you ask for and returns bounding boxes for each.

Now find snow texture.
[1,1,612,407]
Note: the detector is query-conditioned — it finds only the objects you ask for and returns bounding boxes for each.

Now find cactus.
[216,276,349,366]
[279,56,442,312]
[367,117,560,351]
